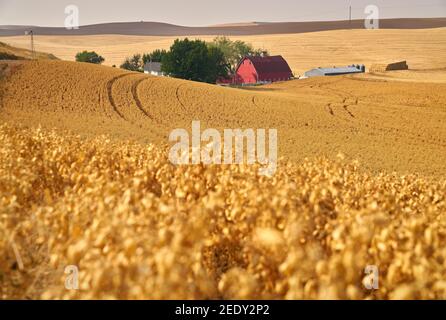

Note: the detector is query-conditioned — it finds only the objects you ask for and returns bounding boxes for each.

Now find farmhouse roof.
[144,61,162,73]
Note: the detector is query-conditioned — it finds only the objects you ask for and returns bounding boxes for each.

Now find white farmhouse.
[143,62,164,76]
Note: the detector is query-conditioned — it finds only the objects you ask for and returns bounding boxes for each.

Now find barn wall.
[258,72,292,82]
[236,59,258,84]
[235,57,293,84]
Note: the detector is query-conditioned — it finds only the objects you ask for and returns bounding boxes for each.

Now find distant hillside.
[0,18,445,36]
[0,41,58,60]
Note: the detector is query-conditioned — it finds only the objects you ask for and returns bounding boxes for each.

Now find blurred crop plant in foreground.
[0,124,445,299]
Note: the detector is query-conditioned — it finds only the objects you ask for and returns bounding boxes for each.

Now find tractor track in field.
[343,104,355,118]
[107,73,165,139]
[251,95,268,110]
[312,82,362,121]
[131,76,153,119]
[317,83,446,147]
[131,76,167,127]
[130,76,171,139]
[326,103,335,116]
[251,96,259,108]
[175,83,191,117]
[341,98,356,118]
[106,73,134,121]
[128,75,171,140]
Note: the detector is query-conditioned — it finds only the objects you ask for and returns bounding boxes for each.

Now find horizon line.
[1,16,446,29]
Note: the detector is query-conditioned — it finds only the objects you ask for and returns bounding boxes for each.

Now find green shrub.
[75,51,104,64]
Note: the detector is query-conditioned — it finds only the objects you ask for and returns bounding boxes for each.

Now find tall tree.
[205,46,230,83]
[120,54,143,72]
[208,36,268,74]
[142,49,167,64]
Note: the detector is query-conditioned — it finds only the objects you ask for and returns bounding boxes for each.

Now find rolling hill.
[0,41,58,60]
[1,18,445,36]
[2,27,445,74]
[1,30,446,299]
[1,59,445,176]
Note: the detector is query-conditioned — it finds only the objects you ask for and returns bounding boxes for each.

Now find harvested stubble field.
[0,41,58,61]
[2,27,446,74]
[1,60,446,176]
[0,57,446,299]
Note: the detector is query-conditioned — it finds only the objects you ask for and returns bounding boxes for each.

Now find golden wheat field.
[0,28,446,299]
[0,41,58,61]
[1,124,445,299]
[1,60,445,176]
[2,27,446,74]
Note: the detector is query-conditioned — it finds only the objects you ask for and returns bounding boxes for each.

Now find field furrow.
[106,73,133,121]
[131,77,153,119]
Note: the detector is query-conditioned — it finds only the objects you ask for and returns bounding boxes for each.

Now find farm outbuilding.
[370,61,409,72]
[234,55,293,85]
[144,62,164,76]
[304,64,365,78]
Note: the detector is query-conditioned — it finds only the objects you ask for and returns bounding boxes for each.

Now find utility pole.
[25,30,35,59]
[349,5,352,29]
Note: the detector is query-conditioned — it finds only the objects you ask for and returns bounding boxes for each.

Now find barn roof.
[304,65,365,77]
[316,66,363,74]
[242,55,292,75]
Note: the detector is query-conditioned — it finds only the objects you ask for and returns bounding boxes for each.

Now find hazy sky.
[0,0,445,27]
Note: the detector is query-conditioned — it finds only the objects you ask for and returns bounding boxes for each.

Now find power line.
[24,30,35,59]
[349,5,352,28]
[289,3,445,21]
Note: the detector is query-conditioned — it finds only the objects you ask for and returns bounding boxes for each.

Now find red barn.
[234,55,293,85]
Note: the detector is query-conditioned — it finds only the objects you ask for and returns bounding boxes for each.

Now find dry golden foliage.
[1,124,445,299]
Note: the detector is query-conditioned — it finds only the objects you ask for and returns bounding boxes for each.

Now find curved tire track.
[131,77,171,135]
[252,95,259,108]
[326,103,335,116]
[131,77,153,119]
[312,81,358,121]
[106,73,134,121]
[343,105,355,118]
[107,74,165,141]
[317,81,446,147]
[175,83,192,118]
[175,83,187,110]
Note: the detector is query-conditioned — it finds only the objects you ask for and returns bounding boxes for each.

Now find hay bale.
[370,61,408,72]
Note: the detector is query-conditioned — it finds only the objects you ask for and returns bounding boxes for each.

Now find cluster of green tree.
[75,51,104,64]
[118,50,168,73]
[117,37,268,84]
[119,54,144,72]
[161,38,229,83]
[142,49,167,64]
[208,36,268,73]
